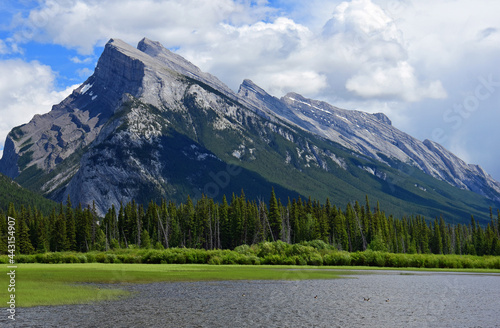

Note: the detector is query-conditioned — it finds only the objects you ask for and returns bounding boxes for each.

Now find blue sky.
[1,0,500,181]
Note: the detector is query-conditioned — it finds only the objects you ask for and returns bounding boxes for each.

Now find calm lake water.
[6,270,500,327]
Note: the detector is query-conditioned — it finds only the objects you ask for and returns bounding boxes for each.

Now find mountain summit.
[1,38,498,221]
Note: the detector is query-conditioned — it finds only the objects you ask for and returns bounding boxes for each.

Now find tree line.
[1,189,500,256]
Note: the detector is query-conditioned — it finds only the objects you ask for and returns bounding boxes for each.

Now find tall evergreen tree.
[268,188,282,241]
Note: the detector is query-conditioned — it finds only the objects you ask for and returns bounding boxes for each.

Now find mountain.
[0,173,57,215]
[0,38,498,223]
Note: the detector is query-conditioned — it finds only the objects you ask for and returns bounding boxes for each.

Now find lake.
[9,270,500,327]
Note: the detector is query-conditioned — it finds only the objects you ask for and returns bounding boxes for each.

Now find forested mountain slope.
[0,38,498,225]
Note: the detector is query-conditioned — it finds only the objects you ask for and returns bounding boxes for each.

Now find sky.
[0,0,499,180]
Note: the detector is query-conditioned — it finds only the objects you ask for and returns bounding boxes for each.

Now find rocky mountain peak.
[137,37,235,100]
[137,37,202,75]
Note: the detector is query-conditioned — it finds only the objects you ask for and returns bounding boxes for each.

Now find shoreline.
[3,263,500,308]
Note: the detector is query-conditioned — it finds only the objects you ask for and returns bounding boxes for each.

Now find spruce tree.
[268,188,282,241]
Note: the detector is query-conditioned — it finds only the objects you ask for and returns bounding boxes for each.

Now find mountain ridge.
[0,37,498,222]
[238,83,500,202]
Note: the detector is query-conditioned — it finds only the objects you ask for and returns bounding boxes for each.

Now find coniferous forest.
[2,188,500,259]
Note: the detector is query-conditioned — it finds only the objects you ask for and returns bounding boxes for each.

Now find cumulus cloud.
[5,0,500,180]
[186,17,323,95]
[13,0,260,54]
[320,0,447,102]
[10,0,448,103]
[345,61,447,101]
[0,59,77,156]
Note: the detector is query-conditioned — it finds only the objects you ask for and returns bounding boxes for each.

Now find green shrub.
[289,244,316,257]
[408,254,424,268]
[350,252,366,266]
[257,242,274,258]
[323,251,351,266]
[221,251,243,264]
[185,249,208,264]
[248,255,261,265]
[154,242,165,250]
[86,253,96,263]
[305,253,323,266]
[234,244,254,255]
[208,255,222,265]
[17,254,35,263]
[262,254,284,265]
[105,254,117,263]
[142,250,162,264]
[301,240,329,250]
[45,252,63,264]
[363,251,385,267]
[62,254,79,264]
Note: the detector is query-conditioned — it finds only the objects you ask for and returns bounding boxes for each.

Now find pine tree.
[66,196,77,251]
[18,216,35,254]
[50,210,67,252]
[141,229,151,248]
[268,188,282,241]
[35,211,49,253]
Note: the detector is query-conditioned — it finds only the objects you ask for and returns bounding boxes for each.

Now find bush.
[350,252,366,266]
[305,253,323,266]
[86,253,96,263]
[289,244,316,257]
[154,242,165,250]
[323,251,351,266]
[257,242,274,258]
[143,250,162,264]
[262,254,284,265]
[62,254,79,264]
[221,251,251,264]
[208,255,222,265]
[301,240,329,250]
[408,254,425,268]
[234,244,254,255]
[45,252,63,264]
[185,249,209,264]
[363,250,385,267]
[17,254,35,263]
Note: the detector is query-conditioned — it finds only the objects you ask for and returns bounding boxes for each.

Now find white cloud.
[264,70,328,96]
[5,0,500,180]
[0,38,22,55]
[0,59,77,156]
[345,61,447,101]
[70,56,93,64]
[14,0,261,54]
[76,67,93,78]
[319,0,448,102]
[0,40,7,54]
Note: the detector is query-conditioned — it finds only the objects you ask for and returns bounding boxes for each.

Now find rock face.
[238,87,500,202]
[0,38,499,220]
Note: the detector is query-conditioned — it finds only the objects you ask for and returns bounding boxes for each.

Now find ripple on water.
[5,271,500,328]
